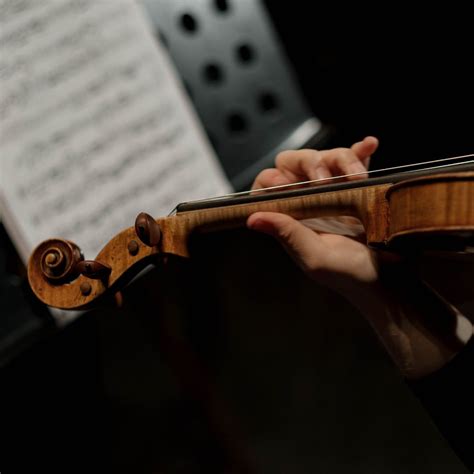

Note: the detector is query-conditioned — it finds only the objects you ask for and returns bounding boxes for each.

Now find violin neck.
[160,183,391,257]
[161,163,474,257]
[176,162,474,213]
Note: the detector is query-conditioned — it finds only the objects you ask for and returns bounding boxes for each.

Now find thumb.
[247,212,324,272]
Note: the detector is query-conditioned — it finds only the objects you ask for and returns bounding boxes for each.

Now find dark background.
[1,2,472,473]
[265,3,473,167]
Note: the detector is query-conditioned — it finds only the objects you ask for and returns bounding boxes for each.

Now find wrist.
[342,274,473,379]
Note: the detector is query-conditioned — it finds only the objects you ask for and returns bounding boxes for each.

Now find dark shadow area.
[1,229,469,473]
[264,3,473,167]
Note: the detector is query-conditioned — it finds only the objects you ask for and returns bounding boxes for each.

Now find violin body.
[386,171,474,248]
[27,167,474,310]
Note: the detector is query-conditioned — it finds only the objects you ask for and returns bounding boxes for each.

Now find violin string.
[171,153,473,212]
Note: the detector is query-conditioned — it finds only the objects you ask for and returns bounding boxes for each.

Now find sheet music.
[0,0,231,267]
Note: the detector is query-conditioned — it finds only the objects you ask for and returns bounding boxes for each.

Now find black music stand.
[142,0,330,190]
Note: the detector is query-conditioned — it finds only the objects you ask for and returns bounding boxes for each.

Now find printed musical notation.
[0,0,231,267]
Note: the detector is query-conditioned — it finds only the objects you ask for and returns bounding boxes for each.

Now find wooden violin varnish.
[27,160,474,310]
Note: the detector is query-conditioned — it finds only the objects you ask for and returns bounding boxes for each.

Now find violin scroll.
[36,239,84,283]
[27,212,171,310]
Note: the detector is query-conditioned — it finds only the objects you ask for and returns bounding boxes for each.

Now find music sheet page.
[0,0,231,268]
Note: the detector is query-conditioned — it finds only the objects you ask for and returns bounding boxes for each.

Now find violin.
[27,159,474,310]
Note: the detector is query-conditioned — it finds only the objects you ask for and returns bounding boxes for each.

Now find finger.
[274,138,379,185]
[247,212,325,272]
[351,136,379,169]
[251,168,292,190]
[277,148,369,183]
[275,149,333,182]
[312,148,369,180]
[307,137,379,179]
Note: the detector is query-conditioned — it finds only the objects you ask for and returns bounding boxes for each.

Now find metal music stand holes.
[142,0,328,190]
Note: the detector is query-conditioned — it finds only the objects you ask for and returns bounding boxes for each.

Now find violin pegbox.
[27,212,166,310]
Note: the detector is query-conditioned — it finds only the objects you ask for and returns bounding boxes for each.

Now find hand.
[246,136,472,379]
[251,136,376,190]
[247,136,380,295]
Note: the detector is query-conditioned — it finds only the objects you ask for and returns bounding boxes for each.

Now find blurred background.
[1,1,472,473]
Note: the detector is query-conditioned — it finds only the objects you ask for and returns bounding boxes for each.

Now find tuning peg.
[76,260,112,280]
[134,212,161,247]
